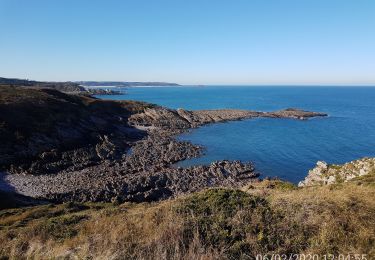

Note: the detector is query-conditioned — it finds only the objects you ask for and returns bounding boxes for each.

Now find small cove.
[97,86,375,182]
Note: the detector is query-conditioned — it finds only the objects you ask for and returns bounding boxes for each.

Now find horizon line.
[2,76,375,87]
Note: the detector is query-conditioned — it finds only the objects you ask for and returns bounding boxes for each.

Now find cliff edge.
[299,157,375,186]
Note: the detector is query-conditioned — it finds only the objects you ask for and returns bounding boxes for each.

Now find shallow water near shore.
[97,86,375,183]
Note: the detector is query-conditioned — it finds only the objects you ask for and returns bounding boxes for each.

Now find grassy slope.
[0,175,374,259]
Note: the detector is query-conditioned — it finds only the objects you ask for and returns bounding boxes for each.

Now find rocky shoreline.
[129,107,327,130]
[0,86,328,204]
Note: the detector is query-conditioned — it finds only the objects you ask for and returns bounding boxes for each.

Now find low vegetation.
[1,175,374,259]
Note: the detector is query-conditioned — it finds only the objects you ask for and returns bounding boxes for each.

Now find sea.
[96,86,375,183]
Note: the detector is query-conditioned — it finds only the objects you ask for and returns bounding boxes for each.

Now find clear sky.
[0,0,374,85]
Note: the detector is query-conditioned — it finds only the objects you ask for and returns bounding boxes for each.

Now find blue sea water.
[97,86,375,183]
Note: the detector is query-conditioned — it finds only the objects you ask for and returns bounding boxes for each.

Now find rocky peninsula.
[0,84,327,204]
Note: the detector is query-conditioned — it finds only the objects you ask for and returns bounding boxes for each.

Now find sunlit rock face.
[299,157,375,187]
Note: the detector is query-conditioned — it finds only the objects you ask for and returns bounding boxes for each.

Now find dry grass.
[0,179,374,259]
[269,183,375,255]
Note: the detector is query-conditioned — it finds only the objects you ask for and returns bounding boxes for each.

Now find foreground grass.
[0,178,374,259]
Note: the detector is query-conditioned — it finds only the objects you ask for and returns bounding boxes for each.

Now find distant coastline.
[77,81,180,87]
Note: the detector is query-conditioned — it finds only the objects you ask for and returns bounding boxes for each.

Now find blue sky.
[0,0,374,85]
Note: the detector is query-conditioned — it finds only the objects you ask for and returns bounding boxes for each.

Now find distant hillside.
[77,81,180,87]
[0,77,85,92]
[0,77,38,86]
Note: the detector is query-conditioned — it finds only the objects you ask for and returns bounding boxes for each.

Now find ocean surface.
[96,86,375,183]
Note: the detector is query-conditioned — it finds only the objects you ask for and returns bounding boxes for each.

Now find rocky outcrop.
[129,107,192,129]
[129,107,327,129]
[298,157,375,187]
[264,108,328,120]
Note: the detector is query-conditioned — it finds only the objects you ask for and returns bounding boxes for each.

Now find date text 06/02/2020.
[255,254,368,260]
